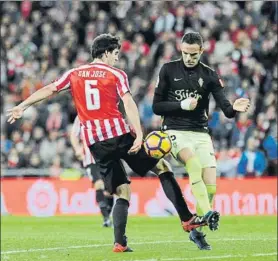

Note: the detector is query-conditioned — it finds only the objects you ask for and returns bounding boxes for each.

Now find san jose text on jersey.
[152,59,236,133]
[53,62,131,146]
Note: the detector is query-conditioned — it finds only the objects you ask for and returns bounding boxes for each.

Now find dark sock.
[96,189,109,220]
[112,198,129,246]
[159,172,193,222]
[106,196,114,216]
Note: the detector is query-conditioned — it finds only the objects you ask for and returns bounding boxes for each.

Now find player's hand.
[75,147,85,161]
[181,98,198,111]
[128,136,142,155]
[6,106,24,124]
[233,98,250,112]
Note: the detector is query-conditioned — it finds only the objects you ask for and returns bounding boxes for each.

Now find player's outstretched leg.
[158,171,208,231]
[154,160,208,232]
[185,157,212,216]
[190,184,218,250]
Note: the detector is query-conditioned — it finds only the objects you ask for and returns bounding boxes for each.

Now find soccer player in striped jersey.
[70,115,113,227]
[7,34,217,253]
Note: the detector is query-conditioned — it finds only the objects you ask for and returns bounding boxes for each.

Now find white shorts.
[165,130,216,168]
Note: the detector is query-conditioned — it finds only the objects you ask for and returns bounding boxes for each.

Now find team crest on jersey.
[198,78,204,87]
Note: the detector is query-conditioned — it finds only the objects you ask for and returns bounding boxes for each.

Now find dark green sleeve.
[210,73,237,118]
[152,64,181,115]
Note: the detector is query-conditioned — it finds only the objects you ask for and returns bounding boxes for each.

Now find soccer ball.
[144,131,172,159]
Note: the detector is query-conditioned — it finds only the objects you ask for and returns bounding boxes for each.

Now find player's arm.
[210,73,240,118]
[7,70,72,124]
[116,70,142,154]
[210,74,249,118]
[7,83,58,124]
[152,65,182,115]
[16,83,57,111]
[122,92,143,154]
[122,93,143,139]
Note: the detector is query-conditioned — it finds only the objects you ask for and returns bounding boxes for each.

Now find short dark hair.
[91,34,121,59]
[181,32,203,48]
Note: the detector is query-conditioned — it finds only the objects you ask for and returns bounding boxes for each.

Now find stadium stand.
[1,1,277,177]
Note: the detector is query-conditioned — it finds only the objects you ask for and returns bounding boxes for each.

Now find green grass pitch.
[1,215,277,261]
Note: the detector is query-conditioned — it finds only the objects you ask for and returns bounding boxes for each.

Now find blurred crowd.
[1,1,277,177]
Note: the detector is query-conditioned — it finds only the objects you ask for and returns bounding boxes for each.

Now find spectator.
[49,156,63,177]
[7,148,20,169]
[29,153,42,169]
[154,4,175,35]
[31,126,44,151]
[138,18,156,46]
[230,113,253,149]
[46,103,68,133]
[263,134,278,163]
[213,31,234,63]
[237,137,267,177]
[216,147,241,178]
[1,134,13,155]
[39,130,59,167]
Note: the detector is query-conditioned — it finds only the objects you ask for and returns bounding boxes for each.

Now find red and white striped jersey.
[53,62,131,146]
[72,116,95,167]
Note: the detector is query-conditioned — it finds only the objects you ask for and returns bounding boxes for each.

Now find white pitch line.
[253,252,278,256]
[121,253,278,261]
[161,253,278,261]
[120,252,278,261]
[1,238,276,255]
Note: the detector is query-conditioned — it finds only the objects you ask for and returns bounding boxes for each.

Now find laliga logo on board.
[26,180,100,216]
[26,180,137,216]
[27,180,58,217]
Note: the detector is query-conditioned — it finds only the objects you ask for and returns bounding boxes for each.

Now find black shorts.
[85,163,102,183]
[89,133,159,194]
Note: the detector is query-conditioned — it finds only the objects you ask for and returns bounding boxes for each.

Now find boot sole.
[207,211,220,231]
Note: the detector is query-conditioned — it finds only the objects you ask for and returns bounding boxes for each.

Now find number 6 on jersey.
[85,80,100,110]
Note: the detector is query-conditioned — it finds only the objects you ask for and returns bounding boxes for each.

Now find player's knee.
[115,184,131,201]
[186,156,202,170]
[177,148,195,164]
[153,158,173,175]
[94,179,105,190]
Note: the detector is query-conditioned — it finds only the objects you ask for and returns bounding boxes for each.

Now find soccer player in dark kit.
[7,34,219,253]
[153,31,250,250]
